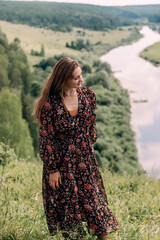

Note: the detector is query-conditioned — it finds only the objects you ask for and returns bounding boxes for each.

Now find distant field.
[0,20,136,68]
[140,41,160,66]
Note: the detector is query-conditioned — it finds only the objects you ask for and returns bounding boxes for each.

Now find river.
[100,26,160,179]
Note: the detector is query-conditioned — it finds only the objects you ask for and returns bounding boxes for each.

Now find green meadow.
[0,142,160,240]
[140,41,160,66]
[0,21,142,69]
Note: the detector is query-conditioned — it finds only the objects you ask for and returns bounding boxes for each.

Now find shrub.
[82,64,92,74]
[85,70,110,89]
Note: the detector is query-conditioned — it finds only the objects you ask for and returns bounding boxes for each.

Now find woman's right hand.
[49,171,62,190]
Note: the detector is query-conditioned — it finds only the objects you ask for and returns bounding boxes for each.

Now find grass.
[0,20,141,69]
[140,41,160,67]
[0,152,160,240]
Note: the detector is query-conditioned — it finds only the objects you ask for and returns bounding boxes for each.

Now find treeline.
[85,62,142,174]
[148,13,160,23]
[0,30,39,158]
[30,44,45,57]
[0,2,160,33]
[0,2,135,32]
[120,5,160,24]
[121,5,160,18]
[66,39,92,51]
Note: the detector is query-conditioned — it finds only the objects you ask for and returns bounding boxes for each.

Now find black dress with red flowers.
[39,86,120,239]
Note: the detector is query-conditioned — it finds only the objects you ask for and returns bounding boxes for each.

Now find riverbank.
[88,26,143,58]
[140,41,160,67]
[100,26,160,179]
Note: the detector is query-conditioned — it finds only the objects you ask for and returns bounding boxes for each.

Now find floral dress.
[39,86,120,239]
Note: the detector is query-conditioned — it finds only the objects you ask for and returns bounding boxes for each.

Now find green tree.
[82,64,92,74]
[93,60,112,74]
[0,55,10,90]
[10,66,22,89]
[85,70,110,89]
[0,88,34,158]
[21,92,39,153]
[0,32,8,50]
[20,65,32,94]
[31,81,41,97]
[40,44,45,56]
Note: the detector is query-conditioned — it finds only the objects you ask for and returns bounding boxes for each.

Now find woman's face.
[66,66,83,89]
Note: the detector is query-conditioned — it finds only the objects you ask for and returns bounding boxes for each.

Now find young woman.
[34,57,120,239]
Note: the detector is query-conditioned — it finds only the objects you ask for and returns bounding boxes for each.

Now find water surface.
[100,26,160,178]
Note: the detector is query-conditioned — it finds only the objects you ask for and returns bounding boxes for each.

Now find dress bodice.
[69,107,78,116]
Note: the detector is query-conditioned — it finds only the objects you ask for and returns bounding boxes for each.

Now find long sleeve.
[89,88,98,145]
[39,98,60,174]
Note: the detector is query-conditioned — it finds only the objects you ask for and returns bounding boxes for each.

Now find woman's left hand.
[49,171,62,190]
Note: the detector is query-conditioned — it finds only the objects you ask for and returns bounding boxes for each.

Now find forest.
[0,2,122,32]
[0,2,160,33]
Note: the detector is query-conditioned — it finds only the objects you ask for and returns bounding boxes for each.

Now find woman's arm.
[39,98,60,174]
[89,88,98,145]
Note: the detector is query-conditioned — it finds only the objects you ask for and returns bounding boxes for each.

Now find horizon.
[7,0,160,6]
[12,0,160,7]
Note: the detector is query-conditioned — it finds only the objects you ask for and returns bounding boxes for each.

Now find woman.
[34,57,120,239]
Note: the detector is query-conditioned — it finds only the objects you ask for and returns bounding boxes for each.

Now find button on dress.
[39,86,120,239]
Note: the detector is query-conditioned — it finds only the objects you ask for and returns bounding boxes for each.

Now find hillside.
[33,53,144,174]
[120,5,160,30]
[0,20,144,174]
[0,2,122,32]
[0,142,160,239]
[0,2,160,33]
[0,30,38,157]
[120,4,160,17]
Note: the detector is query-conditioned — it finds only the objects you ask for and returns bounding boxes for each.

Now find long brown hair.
[34,57,80,125]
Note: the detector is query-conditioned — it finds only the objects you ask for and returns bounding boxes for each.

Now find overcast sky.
[27,0,160,6]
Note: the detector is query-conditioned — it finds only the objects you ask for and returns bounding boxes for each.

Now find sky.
[25,0,160,6]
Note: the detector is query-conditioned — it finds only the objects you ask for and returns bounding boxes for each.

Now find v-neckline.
[58,88,80,117]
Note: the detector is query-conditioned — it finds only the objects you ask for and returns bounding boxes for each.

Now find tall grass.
[0,152,160,240]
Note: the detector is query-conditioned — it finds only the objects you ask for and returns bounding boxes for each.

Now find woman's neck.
[61,88,76,97]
